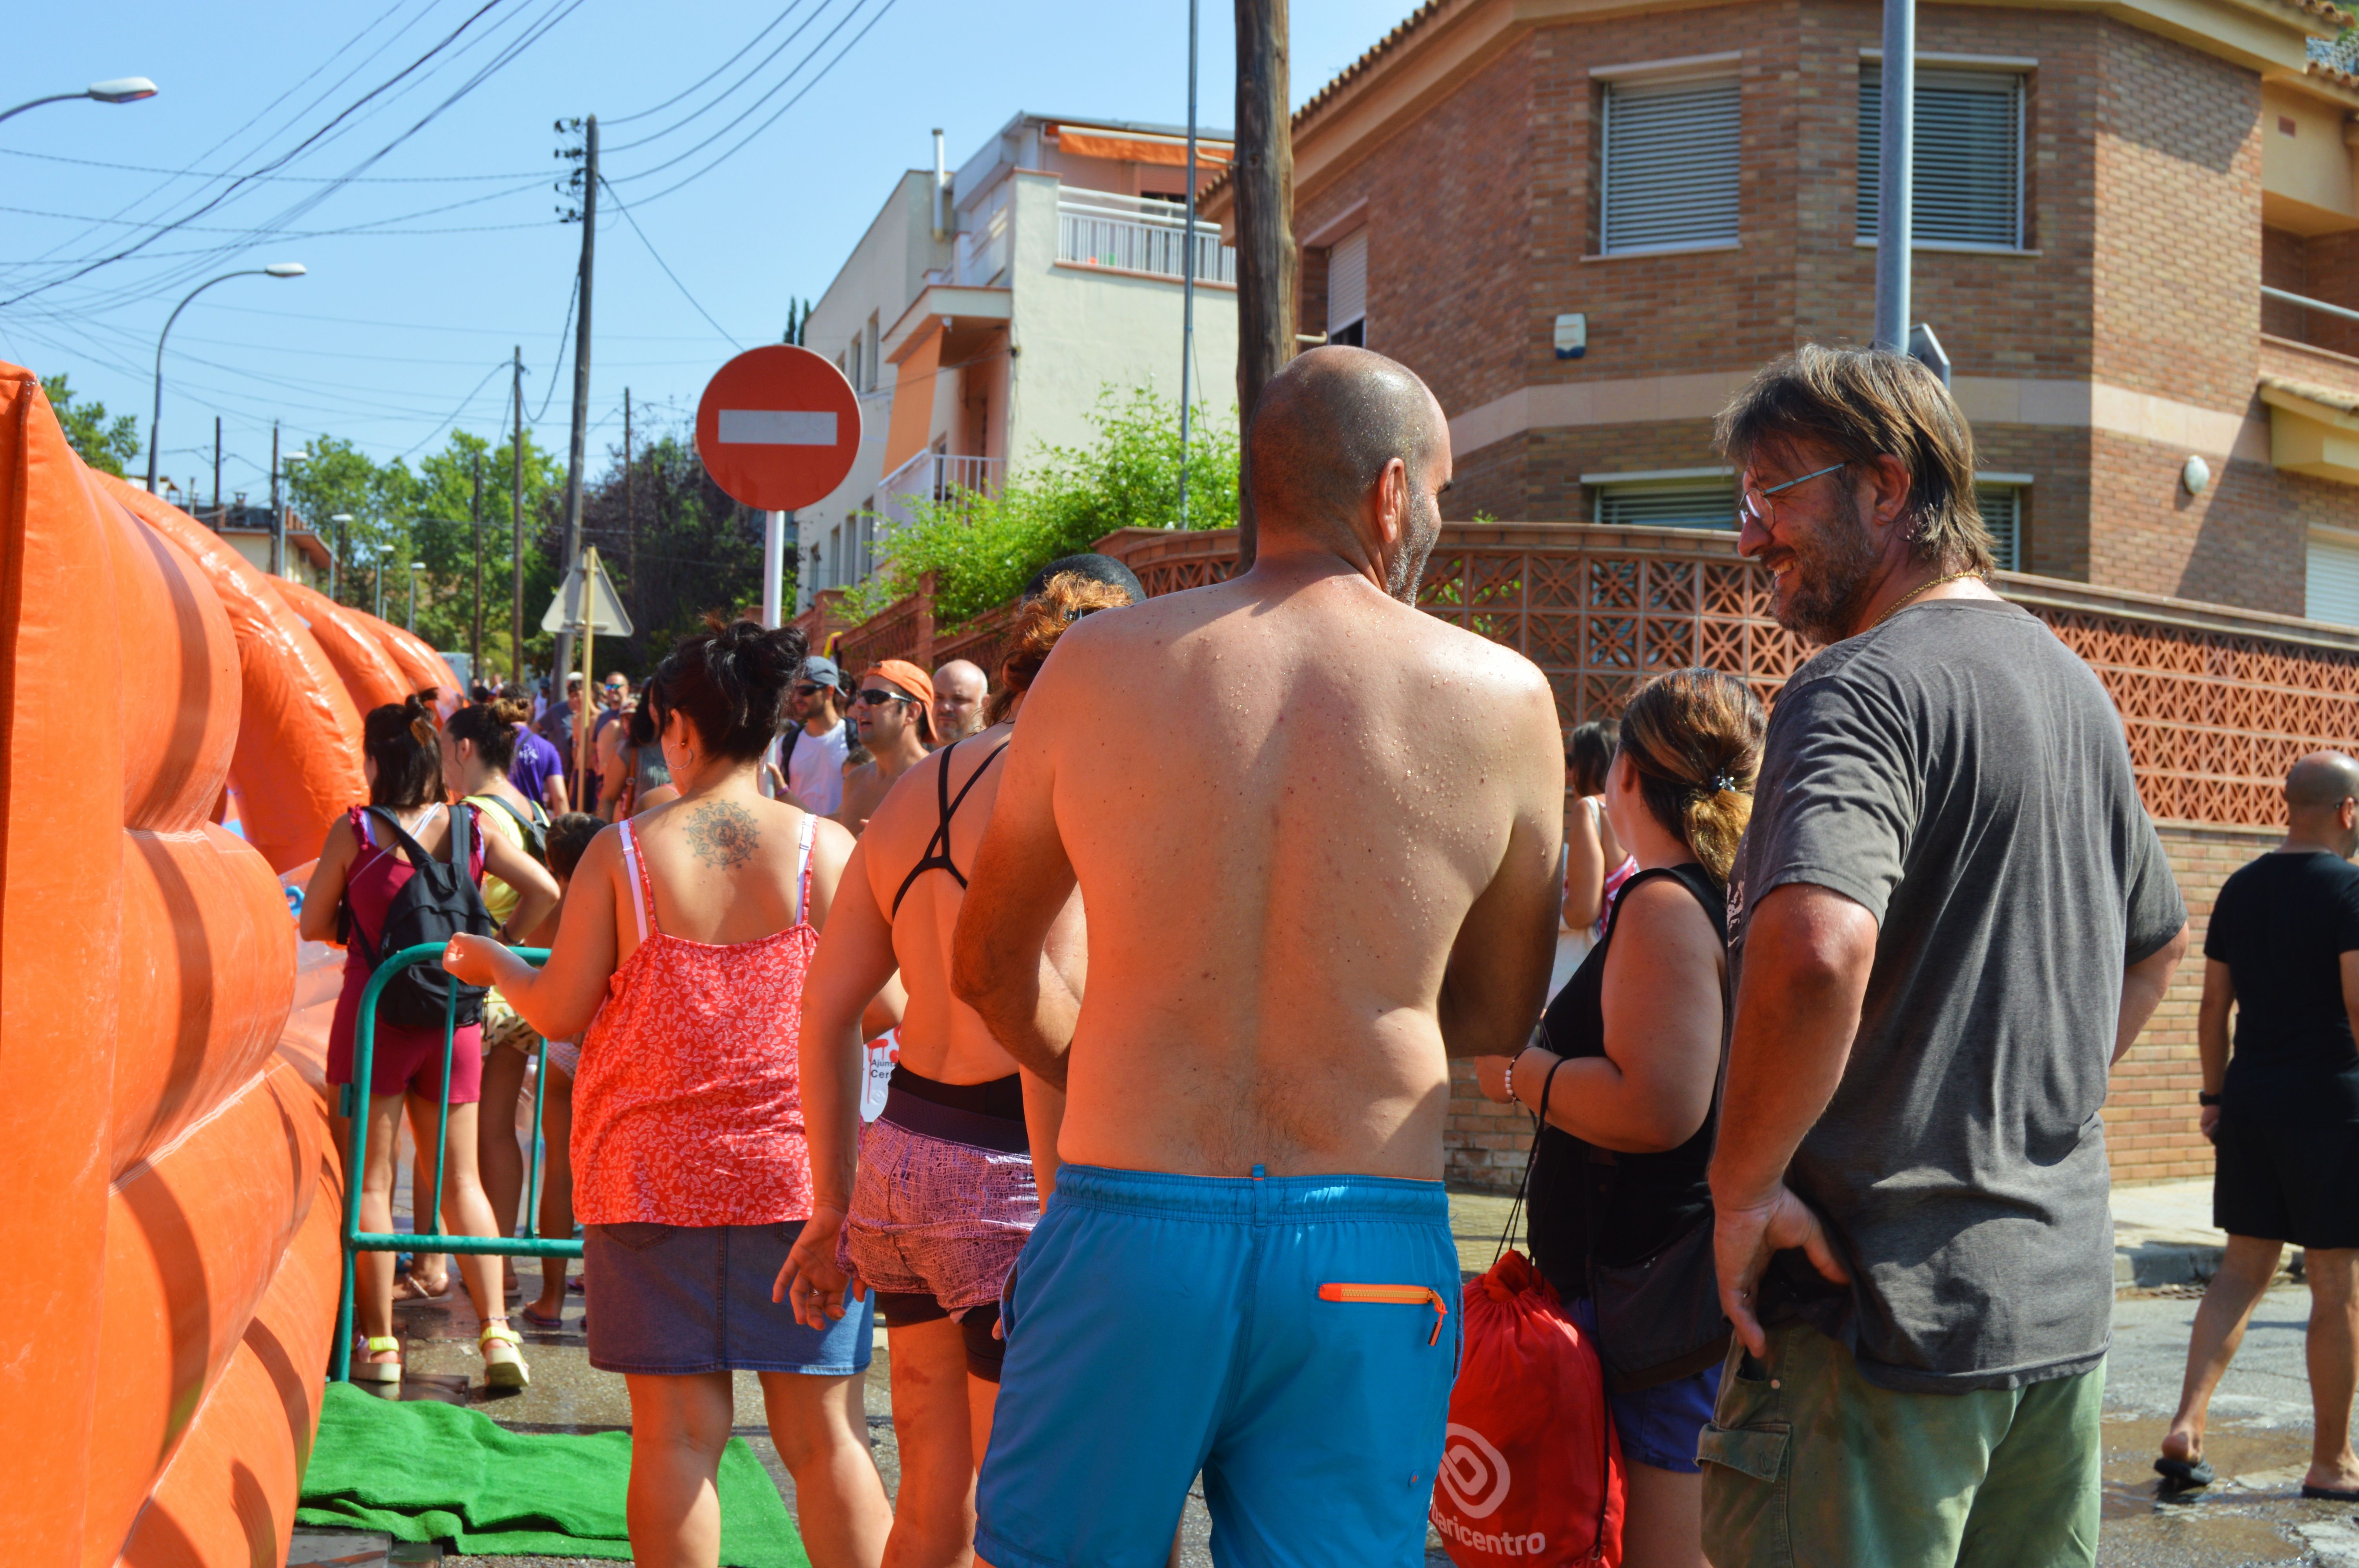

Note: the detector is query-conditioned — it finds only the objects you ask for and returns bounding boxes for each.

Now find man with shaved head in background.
[931,659,990,744]
[949,345,1566,1565]
[2159,750,2359,1501]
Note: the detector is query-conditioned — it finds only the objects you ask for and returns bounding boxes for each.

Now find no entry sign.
[693,345,861,511]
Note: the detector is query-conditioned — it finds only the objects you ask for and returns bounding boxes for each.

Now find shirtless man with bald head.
[951,346,1566,1565]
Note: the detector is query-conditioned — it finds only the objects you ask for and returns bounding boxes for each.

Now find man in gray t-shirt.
[1700,346,2188,1568]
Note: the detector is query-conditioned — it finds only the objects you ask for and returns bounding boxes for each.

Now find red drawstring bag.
[1433,1249,1624,1566]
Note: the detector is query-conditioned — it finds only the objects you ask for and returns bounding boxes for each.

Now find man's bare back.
[954,351,1564,1182]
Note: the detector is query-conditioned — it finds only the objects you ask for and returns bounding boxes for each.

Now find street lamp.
[329,513,353,602]
[145,263,306,494]
[407,562,425,632]
[0,77,158,126]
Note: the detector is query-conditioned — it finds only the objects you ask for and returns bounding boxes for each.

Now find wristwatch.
[2198,1091,2222,1107]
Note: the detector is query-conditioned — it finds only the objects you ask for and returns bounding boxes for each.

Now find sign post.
[694,345,861,624]
[540,545,634,799]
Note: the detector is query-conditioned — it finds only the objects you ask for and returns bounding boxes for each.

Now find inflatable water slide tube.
[1,362,460,1565]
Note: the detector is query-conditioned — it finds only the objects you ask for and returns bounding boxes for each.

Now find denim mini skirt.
[584,1220,875,1377]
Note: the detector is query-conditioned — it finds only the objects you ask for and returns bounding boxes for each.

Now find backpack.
[479,793,549,865]
[1434,1250,1624,1566]
[345,805,497,1033]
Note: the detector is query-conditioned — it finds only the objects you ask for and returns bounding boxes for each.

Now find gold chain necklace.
[1868,569,1984,632]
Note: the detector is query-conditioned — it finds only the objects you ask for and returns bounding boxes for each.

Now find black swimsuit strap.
[890,738,1010,916]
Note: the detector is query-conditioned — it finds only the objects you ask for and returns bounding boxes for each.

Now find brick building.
[1207,0,2359,619]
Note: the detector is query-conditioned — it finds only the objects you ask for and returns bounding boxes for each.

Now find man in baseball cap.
[837,659,936,834]
[776,653,858,815]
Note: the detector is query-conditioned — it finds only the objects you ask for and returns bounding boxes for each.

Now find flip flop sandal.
[480,1323,531,1389]
[518,1303,566,1330]
[2302,1483,2359,1501]
[393,1273,452,1303]
[351,1336,403,1388]
[2154,1456,2215,1491]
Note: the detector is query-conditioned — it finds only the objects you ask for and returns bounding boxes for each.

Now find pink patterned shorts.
[841,1084,1038,1317]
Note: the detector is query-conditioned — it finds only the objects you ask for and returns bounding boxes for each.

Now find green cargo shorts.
[1697,1317,2103,1568]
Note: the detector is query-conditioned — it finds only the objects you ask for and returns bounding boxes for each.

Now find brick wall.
[2107,821,2279,1186]
[1447,818,2279,1194]
[2090,20,2263,412]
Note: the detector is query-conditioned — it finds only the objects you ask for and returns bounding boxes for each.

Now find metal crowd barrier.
[329,942,575,1382]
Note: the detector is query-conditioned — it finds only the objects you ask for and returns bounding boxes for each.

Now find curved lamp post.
[0,77,157,126]
[145,263,305,494]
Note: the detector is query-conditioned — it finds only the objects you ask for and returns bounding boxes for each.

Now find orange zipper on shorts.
[1319,1282,1449,1345]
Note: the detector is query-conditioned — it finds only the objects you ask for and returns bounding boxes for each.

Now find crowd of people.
[289,339,2359,1568]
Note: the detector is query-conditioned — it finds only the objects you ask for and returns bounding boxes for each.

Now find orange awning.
[1054,128,1231,169]
[881,319,944,477]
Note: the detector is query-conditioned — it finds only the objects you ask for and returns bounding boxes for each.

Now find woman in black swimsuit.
[1475,667,1764,1568]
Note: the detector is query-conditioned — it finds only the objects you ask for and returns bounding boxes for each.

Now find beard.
[1774,489,1881,644]
[1385,486,1443,605]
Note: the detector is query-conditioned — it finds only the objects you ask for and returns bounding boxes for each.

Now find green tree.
[844,386,1239,625]
[40,375,142,476]
[568,425,768,678]
[409,429,562,680]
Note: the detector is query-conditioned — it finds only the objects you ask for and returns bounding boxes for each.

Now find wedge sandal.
[480,1322,531,1389]
[351,1336,403,1388]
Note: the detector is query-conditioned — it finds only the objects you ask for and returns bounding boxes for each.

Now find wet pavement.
[312,1181,2356,1567]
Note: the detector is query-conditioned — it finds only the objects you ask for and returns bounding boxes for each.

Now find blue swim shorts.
[975,1163,1460,1568]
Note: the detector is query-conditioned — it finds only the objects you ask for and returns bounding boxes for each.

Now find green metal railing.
[330,942,578,1382]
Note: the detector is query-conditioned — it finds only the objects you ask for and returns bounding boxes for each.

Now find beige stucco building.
[796,114,1241,608]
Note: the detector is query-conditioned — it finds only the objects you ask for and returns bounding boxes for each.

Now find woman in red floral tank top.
[448,619,892,1568]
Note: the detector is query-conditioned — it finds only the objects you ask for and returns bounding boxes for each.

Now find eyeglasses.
[1737,461,1848,531]
[857,688,917,707]
[794,682,825,696]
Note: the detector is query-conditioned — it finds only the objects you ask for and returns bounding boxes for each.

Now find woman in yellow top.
[441,699,555,1299]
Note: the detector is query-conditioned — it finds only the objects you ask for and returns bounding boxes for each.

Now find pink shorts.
[841,1080,1037,1318]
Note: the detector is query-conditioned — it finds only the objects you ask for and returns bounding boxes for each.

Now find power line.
[602,0,829,153]
[607,0,901,206]
[398,359,513,457]
[0,0,513,309]
[531,273,578,422]
[604,1,816,126]
[0,146,547,183]
[600,177,742,349]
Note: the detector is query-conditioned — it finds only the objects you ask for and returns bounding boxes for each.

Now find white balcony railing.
[876,450,1005,533]
[1056,190,1236,284]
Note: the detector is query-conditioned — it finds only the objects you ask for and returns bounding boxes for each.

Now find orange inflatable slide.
[0,363,425,1564]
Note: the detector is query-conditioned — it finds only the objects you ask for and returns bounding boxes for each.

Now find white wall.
[1005,171,1240,494]
[796,171,951,606]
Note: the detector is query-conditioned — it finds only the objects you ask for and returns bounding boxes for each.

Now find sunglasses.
[858,688,917,707]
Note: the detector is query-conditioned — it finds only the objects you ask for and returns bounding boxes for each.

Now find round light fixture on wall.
[2182,454,2212,495]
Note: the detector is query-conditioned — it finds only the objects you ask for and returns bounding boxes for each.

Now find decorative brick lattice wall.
[838,524,2359,1189]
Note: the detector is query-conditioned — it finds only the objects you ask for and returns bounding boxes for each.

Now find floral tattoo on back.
[684,801,760,870]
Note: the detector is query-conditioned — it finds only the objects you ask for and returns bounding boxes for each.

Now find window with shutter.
[1327,229,1367,346]
[1600,76,1741,254]
[2308,531,2359,626]
[1858,67,2024,248]
[1974,482,2023,570]
[1593,479,1737,528]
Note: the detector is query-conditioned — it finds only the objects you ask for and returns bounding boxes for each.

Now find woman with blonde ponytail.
[1475,666,1765,1568]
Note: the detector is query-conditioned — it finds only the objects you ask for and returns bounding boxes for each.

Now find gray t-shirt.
[1728,598,2185,1394]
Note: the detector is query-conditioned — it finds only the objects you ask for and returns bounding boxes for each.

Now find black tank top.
[1525,862,1727,1303]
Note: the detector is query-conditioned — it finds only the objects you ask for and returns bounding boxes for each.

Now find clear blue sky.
[4,0,1409,498]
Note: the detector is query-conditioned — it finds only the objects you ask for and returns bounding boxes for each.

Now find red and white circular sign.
[693,345,861,511]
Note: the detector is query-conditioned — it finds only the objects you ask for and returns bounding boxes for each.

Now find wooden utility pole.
[1233,0,1296,572]
[269,421,284,576]
[470,450,485,684]
[554,114,598,687]
[623,386,636,634]
[211,416,222,523]
[511,345,525,686]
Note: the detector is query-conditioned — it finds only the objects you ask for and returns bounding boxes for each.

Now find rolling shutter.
[1593,480,1736,528]
[1327,228,1368,338]
[1858,67,2023,247]
[2308,532,2359,626]
[1601,77,1741,254]
[1974,483,2021,571]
